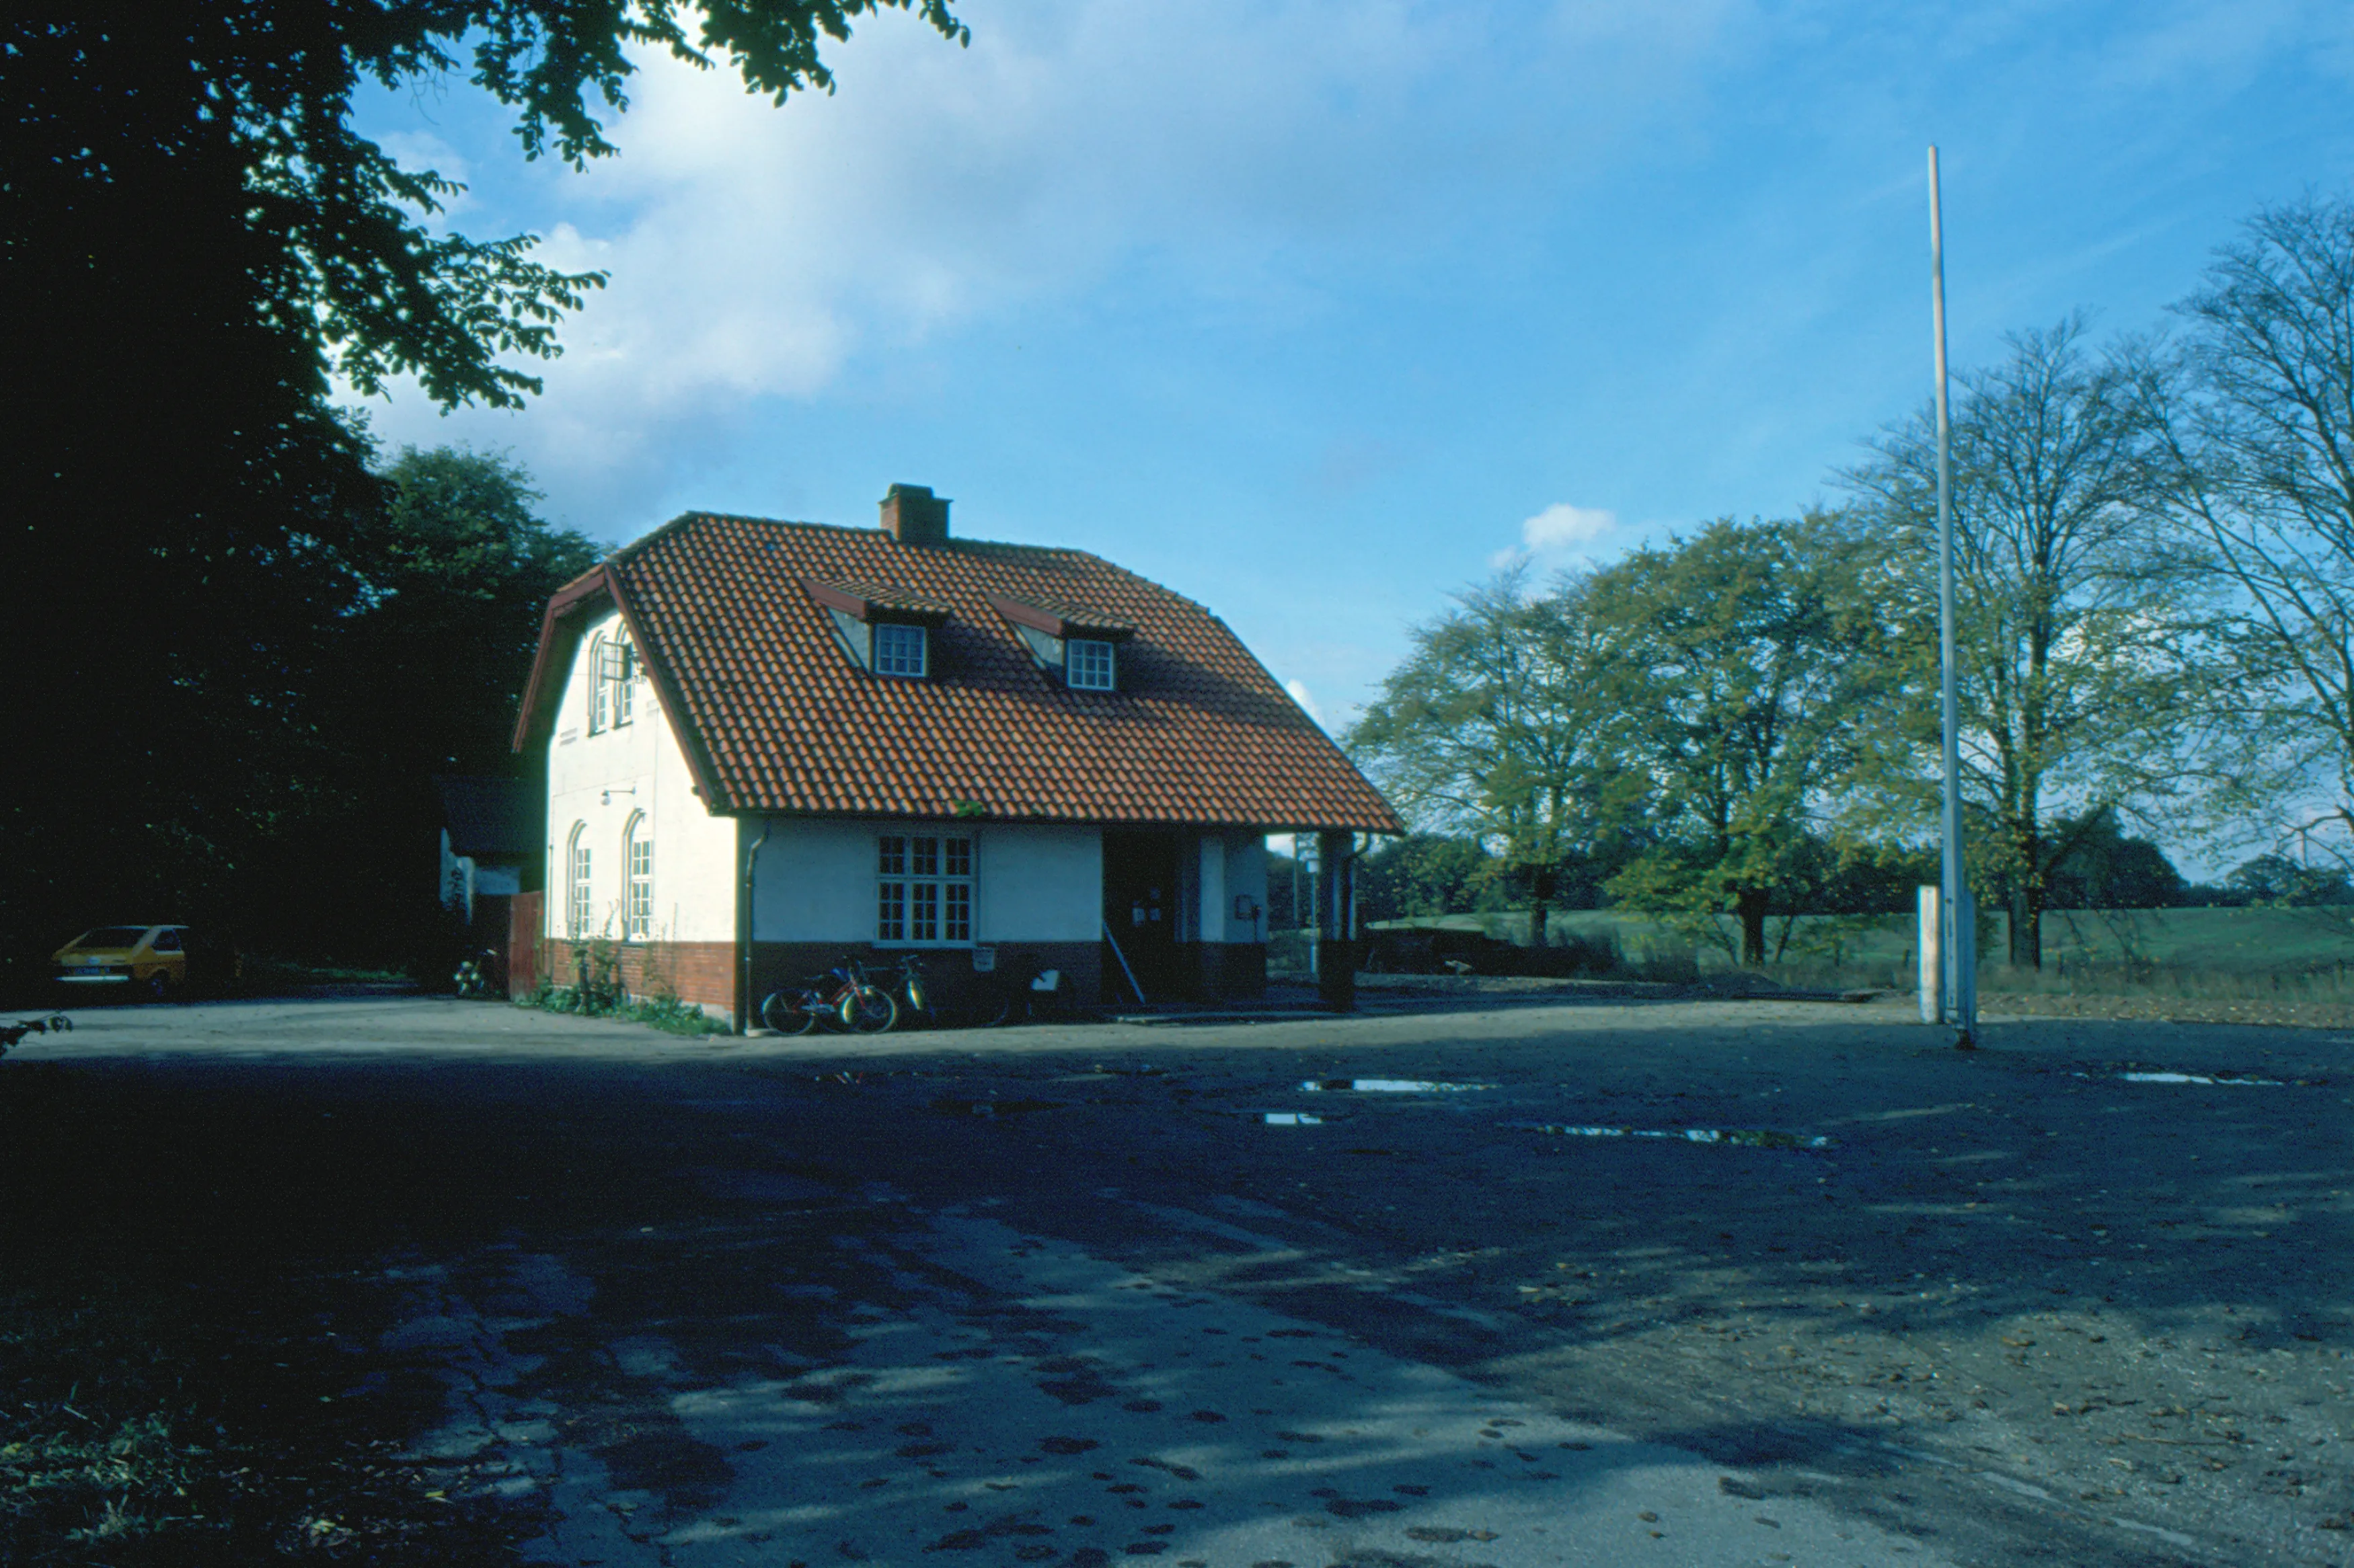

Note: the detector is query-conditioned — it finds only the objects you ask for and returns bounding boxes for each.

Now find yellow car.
[52,924,191,1001]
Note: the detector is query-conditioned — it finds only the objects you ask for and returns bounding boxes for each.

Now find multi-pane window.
[586,635,611,732]
[588,633,636,728]
[874,622,928,678]
[877,833,974,944]
[566,826,593,938]
[624,819,653,939]
[1067,637,1116,691]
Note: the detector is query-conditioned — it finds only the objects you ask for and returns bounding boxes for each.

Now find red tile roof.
[517,512,1402,832]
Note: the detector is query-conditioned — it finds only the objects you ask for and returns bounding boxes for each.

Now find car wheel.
[143,970,172,1003]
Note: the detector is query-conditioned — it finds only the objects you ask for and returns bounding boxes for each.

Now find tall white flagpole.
[1928,146,1976,1047]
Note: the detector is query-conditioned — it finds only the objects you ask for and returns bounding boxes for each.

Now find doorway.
[1102,829,1183,1002]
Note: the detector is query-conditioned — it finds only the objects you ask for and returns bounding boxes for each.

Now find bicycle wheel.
[973,988,1012,1029]
[761,988,821,1035]
[844,984,898,1033]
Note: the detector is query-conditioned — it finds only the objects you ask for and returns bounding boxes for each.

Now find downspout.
[740,817,771,1033]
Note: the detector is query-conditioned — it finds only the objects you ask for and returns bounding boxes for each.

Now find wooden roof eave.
[510,567,613,755]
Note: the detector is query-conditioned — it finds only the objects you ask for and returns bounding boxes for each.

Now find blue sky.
[354,0,2354,735]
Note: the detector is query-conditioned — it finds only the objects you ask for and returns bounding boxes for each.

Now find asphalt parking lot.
[3,992,2349,1567]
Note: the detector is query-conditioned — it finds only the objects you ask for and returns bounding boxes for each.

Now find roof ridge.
[640,510,1102,561]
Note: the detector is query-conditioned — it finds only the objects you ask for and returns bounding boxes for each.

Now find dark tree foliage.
[1,1,962,974]
[1355,836,1495,923]
[2215,855,2354,908]
[2031,810,2187,911]
[284,447,601,964]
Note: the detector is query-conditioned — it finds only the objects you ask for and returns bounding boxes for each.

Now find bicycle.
[760,958,898,1035]
[885,952,937,1031]
[453,947,502,999]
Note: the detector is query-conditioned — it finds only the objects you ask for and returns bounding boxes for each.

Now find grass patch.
[1357,906,2354,1021]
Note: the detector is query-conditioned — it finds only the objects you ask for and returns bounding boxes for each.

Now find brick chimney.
[880,483,950,545]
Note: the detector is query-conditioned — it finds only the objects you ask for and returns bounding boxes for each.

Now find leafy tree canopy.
[1589,513,1915,964]
[1344,569,1641,945]
[1846,318,2250,966]
[2,1,962,970]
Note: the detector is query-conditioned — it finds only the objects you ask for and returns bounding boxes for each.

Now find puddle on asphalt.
[1517,1122,1833,1150]
[1299,1079,1489,1094]
[2107,1070,2285,1087]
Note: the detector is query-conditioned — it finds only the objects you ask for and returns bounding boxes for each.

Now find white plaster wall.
[545,609,738,942]
[752,819,1102,944]
[980,825,1102,943]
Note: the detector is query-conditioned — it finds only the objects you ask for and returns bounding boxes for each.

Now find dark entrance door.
[1102,829,1182,1003]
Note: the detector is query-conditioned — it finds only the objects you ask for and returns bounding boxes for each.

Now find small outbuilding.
[433,775,541,952]
[510,485,1400,1027]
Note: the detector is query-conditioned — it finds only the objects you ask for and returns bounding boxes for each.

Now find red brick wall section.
[749,941,1104,1017]
[508,892,542,1001]
[543,939,737,1023]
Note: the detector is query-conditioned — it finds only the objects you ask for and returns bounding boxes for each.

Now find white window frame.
[611,637,636,726]
[1067,637,1116,691]
[566,823,593,939]
[876,832,975,945]
[874,621,929,678]
[586,635,611,734]
[623,813,653,940]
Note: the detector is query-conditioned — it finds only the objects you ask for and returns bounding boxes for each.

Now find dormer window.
[874,621,929,678]
[1067,637,1116,691]
[804,578,952,679]
[989,595,1135,693]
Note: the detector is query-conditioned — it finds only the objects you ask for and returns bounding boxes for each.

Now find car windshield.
[75,926,152,948]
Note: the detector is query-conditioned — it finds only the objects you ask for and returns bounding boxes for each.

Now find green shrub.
[517,936,725,1035]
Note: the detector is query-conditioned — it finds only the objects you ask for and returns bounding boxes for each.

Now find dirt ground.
[3,990,2348,1567]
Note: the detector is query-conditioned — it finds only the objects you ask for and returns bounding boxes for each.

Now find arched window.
[623,814,653,939]
[566,822,593,938]
[586,633,611,733]
[613,635,637,726]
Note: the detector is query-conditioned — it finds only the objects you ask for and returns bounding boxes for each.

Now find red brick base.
[543,938,738,1025]
[750,940,1106,1021]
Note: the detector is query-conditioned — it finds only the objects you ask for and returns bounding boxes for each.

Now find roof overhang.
[510,566,613,756]
[986,594,1137,641]
[510,563,727,810]
[804,577,953,625]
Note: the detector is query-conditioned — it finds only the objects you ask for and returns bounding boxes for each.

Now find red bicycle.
[760,959,897,1035]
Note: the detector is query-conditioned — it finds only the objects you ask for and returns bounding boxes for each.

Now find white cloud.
[352,0,1749,532]
[1490,502,1619,570]
[1283,677,1326,728]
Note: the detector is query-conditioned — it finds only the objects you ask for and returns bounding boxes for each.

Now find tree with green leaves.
[266,447,602,962]
[342,447,603,777]
[2141,194,2354,863]
[1346,569,1636,947]
[1589,514,1911,965]
[1355,835,1499,922]
[3,3,964,968]
[1846,318,2239,968]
